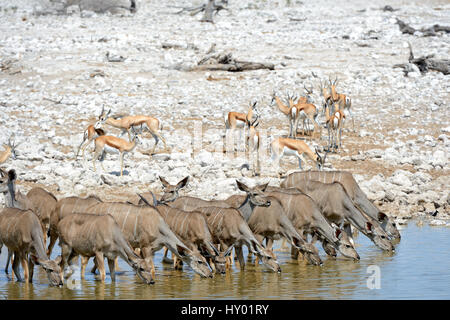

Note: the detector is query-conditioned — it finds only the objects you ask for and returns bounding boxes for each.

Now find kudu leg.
[12,252,23,282]
[95,252,106,281]
[141,247,156,281]
[107,258,116,282]
[21,255,29,282]
[235,246,245,270]
[47,231,57,257]
[80,256,89,278]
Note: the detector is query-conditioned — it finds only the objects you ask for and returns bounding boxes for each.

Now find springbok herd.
[0,76,400,288]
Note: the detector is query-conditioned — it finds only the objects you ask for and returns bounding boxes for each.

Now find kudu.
[0,208,63,286]
[281,171,401,239]
[146,177,282,272]
[83,200,213,279]
[264,186,360,260]
[222,193,323,266]
[57,213,154,284]
[279,180,394,251]
[137,192,218,274]
[47,195,104,257]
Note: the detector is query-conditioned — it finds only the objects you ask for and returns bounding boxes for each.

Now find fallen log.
[396,18,450,36]
[393,42,450,75]
[171,0,228,23]
[192,52,274,72]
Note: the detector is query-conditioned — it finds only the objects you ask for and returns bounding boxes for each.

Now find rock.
[429,219,446,226]
[431,150,447,168]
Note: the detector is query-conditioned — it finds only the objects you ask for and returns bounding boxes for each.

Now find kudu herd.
[0,164,400,287]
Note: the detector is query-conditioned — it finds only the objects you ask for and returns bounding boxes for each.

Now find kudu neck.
[237,195,255,221]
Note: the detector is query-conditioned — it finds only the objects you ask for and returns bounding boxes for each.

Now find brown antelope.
[245,118,261,176]
[264,186,360,260]
[293,84,321,139]
[327,76,354,132]
[0,135,19,164]
[224,192,323,266]
[224,101,259,153]
[81,201,213,279]
[272,91,301,138]
[57,213,154,284]
[98,108,167,153]
[279,179,394,251]
[0,207,63,286]
[76,122,106,161]
[147,178,282,268]
[270,137,326,173]
[326,100,346,152]
[281,171,401,239]
[92,127,141,177]
[47,195,103,257]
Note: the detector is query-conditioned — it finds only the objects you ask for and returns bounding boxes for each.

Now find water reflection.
[0,222,449,299]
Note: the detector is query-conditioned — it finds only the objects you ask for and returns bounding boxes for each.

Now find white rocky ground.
[0,0,448,226]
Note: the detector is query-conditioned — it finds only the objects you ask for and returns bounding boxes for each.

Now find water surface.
[0,221,449,300]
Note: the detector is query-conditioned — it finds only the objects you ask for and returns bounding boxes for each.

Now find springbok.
[295,84,321,139]
[264,186,360,260]
[98,108,167,153]
[326,100,346,152]
[92,127,141,176]
[327,76,354,132]
[0,135,19,164]
[272,91,301,139]
[57,213,153,284]
[224,101,259,153]
[270,137,326,173]
[280,180,395,251]
[245,118,261,176]
[75,121,106,161]
[281,171,401,239]
[0,207,62,286]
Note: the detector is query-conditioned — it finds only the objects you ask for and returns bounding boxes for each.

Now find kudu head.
[330,225,360,260]
[378,211,401,240]
[209,243,235,274]
[130,258,155,284]
[315,148,327,171]
[32,255,63,287]
[258,247,281,273]
[176,244,213,278]
[364,219,395,251]
[159,176,189,203]
[236,180,271,208]
[292,237,322,266]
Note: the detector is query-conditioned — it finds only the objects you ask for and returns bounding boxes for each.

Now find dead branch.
[190,51,274,72]
[393,42,450,75]
[396,18,450,37]
[172,0,229,23]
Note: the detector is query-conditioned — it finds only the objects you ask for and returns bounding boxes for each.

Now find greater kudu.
[0,208,62,286]
[264,186,360,260]
[281,171,401,239]
[279,180,394,251]
[57,213,154,284]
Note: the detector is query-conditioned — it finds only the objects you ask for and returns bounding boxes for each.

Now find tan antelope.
[272,91,301,138]
[279,179,394,251]
[326,100,346,152]
[92,127,141,177]
[293,85,321,140]
[224,101,259,153]
[264,186,360,260]
[98,108,167,153]
[79,201,213,280]
[0,207,63,286]
[47,195,103,257]
[281,171,401,239]
[57,213,154,284]
[245,118,261,176]
[327,76,354,132]
[0,135,19,164]
[224,192,323,266]
[146,177,279,271]
[270,137,326,173]
[76,121,106,161]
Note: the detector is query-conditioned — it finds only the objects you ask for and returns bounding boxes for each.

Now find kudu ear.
[8,169,16,182]
[54,255,62,265]
[334,228,343,240]
[236,180,250,193]
[257,182,269,192]
[159,176,170,189]
[366,222,373,233]
[378,212,388,222]
[224,244,235,257]
[176,245,190,258]
[176,176,189,191]
[209,242,220,257]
